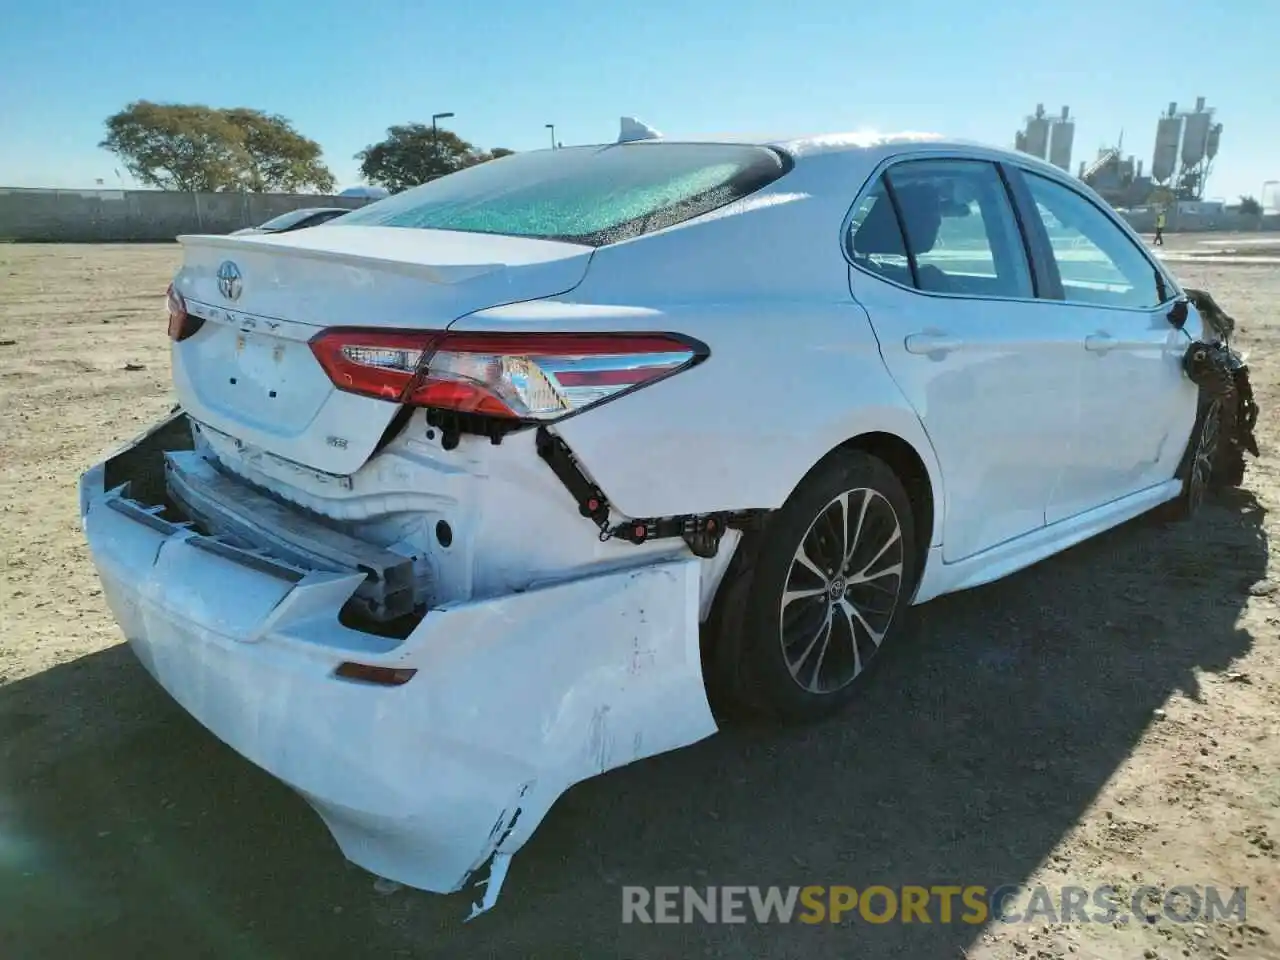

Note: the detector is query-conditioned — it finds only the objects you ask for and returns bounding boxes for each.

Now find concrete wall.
[0,188,374,243]
[1118,208,1280,235]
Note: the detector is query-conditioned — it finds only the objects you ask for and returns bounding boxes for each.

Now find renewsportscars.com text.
[621,885,1248,926]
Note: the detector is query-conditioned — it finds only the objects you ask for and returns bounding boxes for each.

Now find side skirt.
[912,480,1182,604]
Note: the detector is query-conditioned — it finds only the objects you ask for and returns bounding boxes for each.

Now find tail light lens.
[309,328,706,420]
[166,283,204,342]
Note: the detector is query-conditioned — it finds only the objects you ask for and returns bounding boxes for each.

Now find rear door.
[1006,166,1197,523]
[846,155,1077,563]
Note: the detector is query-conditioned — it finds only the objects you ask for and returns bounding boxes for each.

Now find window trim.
[1003,163,1182,312]
[996,162,1058,300]
[840,153,1038,305]
[878,171,920,289]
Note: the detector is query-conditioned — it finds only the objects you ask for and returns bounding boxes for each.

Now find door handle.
[905,333,962,356]
[1084,332,1117,353]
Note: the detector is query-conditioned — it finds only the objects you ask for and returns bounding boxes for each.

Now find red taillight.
[308,328,706,420]
[166,283,203,342]
[308,330,440,401]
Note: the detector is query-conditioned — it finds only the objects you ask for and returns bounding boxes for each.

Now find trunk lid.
[171,227,593,475]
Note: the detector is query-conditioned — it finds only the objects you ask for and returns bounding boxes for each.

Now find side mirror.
[1166,298,1189,330]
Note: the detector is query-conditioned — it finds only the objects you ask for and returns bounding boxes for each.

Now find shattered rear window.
[333,143,790,246]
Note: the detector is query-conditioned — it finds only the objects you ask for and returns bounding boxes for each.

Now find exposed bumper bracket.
[165,451,419,620]
[534,426,765,558]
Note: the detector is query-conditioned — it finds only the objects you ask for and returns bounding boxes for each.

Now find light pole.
[432,112,455,177]
[546,123,555,149]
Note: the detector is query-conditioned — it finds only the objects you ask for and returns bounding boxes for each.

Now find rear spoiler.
[175,232,505,287]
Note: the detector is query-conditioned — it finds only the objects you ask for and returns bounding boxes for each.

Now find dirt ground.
[1,237,1277,960]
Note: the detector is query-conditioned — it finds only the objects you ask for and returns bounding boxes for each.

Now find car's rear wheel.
[706,450,919,724]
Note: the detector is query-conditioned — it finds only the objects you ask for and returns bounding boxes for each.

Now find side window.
[1021,172,1165,309]
[300,212,339,229]
[847,162,1032,298]
[849,160,1029,299]
[887,159,1033,298]
[845,178,913,288]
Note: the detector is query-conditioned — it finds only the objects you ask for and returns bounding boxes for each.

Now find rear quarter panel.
[452,155,945,545]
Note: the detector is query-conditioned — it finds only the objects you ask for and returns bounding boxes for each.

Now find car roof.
[679,130,947,153]
[764,131,1063,169]
[588,129,1072,181]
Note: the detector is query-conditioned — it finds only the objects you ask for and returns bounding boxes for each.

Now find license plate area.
[228,330,294,402]
[180,319,337,436]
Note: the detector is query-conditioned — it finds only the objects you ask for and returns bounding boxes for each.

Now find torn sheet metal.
[1185,287,1236,341]
[1180,289,1262,479]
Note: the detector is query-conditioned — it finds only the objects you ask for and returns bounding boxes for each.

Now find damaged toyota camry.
[79,121,1259,915]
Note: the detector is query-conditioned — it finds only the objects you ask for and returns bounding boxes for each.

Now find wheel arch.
[703,425,939,723]
[786,427,942,560]
[839,431,935,568]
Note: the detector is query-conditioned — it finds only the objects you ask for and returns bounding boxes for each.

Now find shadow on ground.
[0,491,1267,960]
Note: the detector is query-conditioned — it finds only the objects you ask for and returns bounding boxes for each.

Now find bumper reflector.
[334,662,418,686]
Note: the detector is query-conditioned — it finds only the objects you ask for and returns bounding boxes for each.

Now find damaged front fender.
[1179,289,1262,484]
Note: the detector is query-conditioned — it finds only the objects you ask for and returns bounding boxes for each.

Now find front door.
[1011,168,1200,523]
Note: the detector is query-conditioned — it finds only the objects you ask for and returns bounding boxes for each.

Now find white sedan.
[228,206,352,236]
[79,122,1254,914]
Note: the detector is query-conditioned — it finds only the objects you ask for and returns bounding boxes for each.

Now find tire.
[705,450,919,725]
[1213,444,1247,489]
[1161,391,1225,522]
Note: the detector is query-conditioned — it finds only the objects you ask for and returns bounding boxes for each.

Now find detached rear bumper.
[80,414,718,903]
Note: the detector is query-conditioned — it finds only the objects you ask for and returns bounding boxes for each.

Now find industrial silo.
[1048,106,1075,172]
[1181,110,1212,169]
[1152,106,1183,184]
[1023,104,1050,160]
[1206,123,1222,161]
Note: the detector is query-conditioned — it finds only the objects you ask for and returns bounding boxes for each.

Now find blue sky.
[1,0,1274,201]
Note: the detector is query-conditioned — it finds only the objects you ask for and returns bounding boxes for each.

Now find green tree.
[222,108,335,193]
[100,100,336,193]
[461,147,517,168]
[1238,195,1262,216]
[356,125,511,191]
[101,101,246,191]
